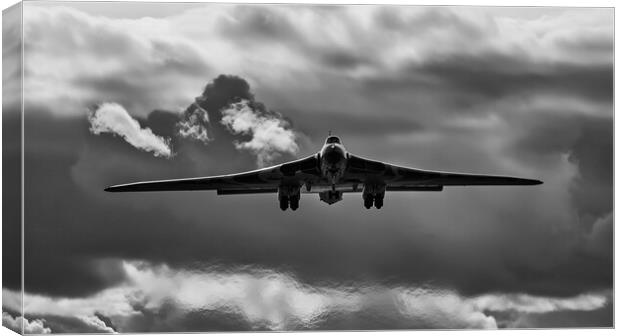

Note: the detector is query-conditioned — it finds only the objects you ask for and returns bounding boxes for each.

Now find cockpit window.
[326,136,341,144]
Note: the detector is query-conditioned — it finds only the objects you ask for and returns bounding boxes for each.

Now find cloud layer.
[4,261,610,332]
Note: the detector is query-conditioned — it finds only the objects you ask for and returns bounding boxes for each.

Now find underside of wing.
[346,154,542,188]
[409,170,543,186]
[104,170,280,193]
[105,154,320,193]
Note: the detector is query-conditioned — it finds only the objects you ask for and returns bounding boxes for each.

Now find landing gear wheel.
[279,196,289,211]
[363,194,374,209]
[290,195,300,211]
[374,196,384,209]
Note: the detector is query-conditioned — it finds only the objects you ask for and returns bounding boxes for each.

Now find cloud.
[3,312,52,334]
[22,5,210,116]
[75,315,117,333]
[89,103,173,158]
[175,74,300,167]
[221,100,298,167]
[470,292,608,314]
[177,103,211,144]
[3,261,609,332]
[21,5,612,120]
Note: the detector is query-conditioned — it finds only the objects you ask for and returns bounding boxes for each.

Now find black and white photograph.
[1,0,614,333]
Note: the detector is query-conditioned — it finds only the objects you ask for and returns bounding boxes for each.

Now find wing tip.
[105,184,131,192]
[527,179,543,185]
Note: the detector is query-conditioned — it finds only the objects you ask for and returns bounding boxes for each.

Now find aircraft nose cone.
[324,149,343,164]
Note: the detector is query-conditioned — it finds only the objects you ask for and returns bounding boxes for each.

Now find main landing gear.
[279,185,301,211]
[362,182,386,209]
[279,194,300,211]
[363,193,384,209]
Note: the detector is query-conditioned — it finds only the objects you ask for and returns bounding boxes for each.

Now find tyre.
[363,194,373,209]
[374,196,383,209]
[290,195,300,211]
[279,196,289,211]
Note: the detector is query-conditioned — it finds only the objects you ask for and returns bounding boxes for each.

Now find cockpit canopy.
[325,136,341,144]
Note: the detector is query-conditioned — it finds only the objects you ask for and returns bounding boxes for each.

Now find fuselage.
[319,136,348,186]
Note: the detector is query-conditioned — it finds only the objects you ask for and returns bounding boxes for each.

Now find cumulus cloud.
[177,102,211,144]
[75,315,117,333]
[2,261,610,332]
[3,312,52,334]
[221,100,298,167]
[89,103,173,158]
[174,74,300,167]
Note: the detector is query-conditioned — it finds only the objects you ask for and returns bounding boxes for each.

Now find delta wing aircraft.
[106,135,542,210]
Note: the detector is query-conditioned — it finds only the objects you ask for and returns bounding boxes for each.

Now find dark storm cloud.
[16,58,613,313]
[142,109,182,139]
[2,111,21,292]
[513,113,612,223]
[288,108,424,137]
[20,71,302,296]
[177,74,299,166]
[196,74,254,123]
[568,118,613,220]
[2,4,23,300]
[177,74,253,143]
[364,53,613,105]
[556,35,614,55]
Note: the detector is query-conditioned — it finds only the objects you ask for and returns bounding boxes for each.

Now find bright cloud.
[2,312,52,334]
[88,102,173,158]
[177,103,211,144]
[470,292,608,314]
[221,100,299,167]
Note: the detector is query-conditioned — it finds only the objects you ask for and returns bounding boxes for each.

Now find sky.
[1,1,614,333]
